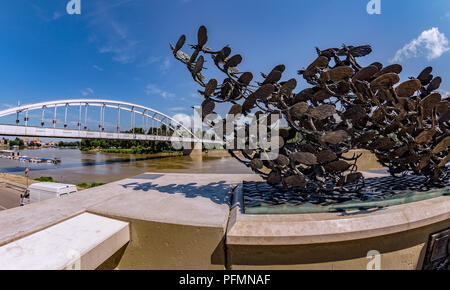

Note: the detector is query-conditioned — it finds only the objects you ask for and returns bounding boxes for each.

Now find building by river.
[0,146,20,157]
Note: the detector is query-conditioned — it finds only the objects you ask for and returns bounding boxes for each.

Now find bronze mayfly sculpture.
[171,26,450,193]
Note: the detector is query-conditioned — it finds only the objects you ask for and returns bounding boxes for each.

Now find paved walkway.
[0,184,22,210]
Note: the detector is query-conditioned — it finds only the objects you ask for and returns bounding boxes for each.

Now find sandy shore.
[203,149,232,158]
[0,173,38,188]
[0,173,92,192]
[343,149,386,171]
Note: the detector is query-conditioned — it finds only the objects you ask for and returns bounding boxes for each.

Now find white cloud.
[30,3,64,22]
[0,103,15,109]
[169,107,187,112]
[440,90,450,99]
[137,56,173,74]
[391,27,450,62]
[81,88,94,96]
[190,92,204,100]
[98,39,141,64]
[86,0,133,17]
[145,84,175,99]
[87,1,141,64]
[138,56,161,67]
[159,57,172,73]
[52,11,63,20]
[172,113,194,129]
[92,65,104,71]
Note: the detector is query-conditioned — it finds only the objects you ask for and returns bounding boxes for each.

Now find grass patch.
[100,148,135,154]
[77,182,105,189]
[34,176,55,182]
[100,148,180,154]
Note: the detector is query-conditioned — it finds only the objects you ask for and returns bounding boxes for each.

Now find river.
[0,148,253,184]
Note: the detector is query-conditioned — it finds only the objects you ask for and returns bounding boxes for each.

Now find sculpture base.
[227,173,450,270]
[243,171,450,214]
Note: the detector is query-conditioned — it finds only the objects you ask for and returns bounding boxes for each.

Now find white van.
[20,182,78,206]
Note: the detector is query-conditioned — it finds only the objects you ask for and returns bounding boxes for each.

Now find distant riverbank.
[93,148,184,157]
[84,148,232,158]
[100,148,180,154]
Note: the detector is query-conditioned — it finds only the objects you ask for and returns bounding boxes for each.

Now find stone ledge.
[0,181,131,247]
[0,213,129,270]
[227,184,450,246]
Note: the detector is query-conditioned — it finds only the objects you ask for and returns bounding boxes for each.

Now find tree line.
[80,126,179,154]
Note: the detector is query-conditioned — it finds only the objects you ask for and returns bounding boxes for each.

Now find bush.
[77,182,105,189]
[34,176,55,182]
[9,138,24,147]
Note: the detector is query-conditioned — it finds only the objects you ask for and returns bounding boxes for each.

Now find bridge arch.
[0,99,196,140]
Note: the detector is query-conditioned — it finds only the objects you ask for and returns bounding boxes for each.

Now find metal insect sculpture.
[171,26,450,194]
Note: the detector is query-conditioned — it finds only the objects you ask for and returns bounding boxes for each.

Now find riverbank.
[0,173,37,188]
[205,149,382,170]
[96,148,231,158]
[0,173,106,192]
[99,149,184,158]
[88,148,231,158]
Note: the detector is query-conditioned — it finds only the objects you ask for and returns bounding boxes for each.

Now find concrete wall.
[84,173,262,270]
[226,183,450,270]
[96,218,226,270]
[228,220,449,270]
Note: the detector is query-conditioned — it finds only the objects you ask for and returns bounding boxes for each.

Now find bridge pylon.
[183,141,203,157]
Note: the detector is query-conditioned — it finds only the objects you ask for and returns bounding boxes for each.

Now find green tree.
[10,138,24,147]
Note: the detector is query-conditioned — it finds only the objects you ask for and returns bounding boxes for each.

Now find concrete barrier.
[226,185,450,270]
[0,213,129,270]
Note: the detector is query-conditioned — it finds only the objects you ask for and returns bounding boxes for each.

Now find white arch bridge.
[0,99,218,146]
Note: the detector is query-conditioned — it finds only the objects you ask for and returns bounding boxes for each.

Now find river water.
[0,149,253,184]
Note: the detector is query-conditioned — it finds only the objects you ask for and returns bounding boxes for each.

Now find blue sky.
[0,0,449,130]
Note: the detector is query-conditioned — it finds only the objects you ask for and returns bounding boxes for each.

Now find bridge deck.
[0,124,221,144]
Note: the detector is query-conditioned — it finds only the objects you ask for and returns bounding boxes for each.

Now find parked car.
[20,182,78,206]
